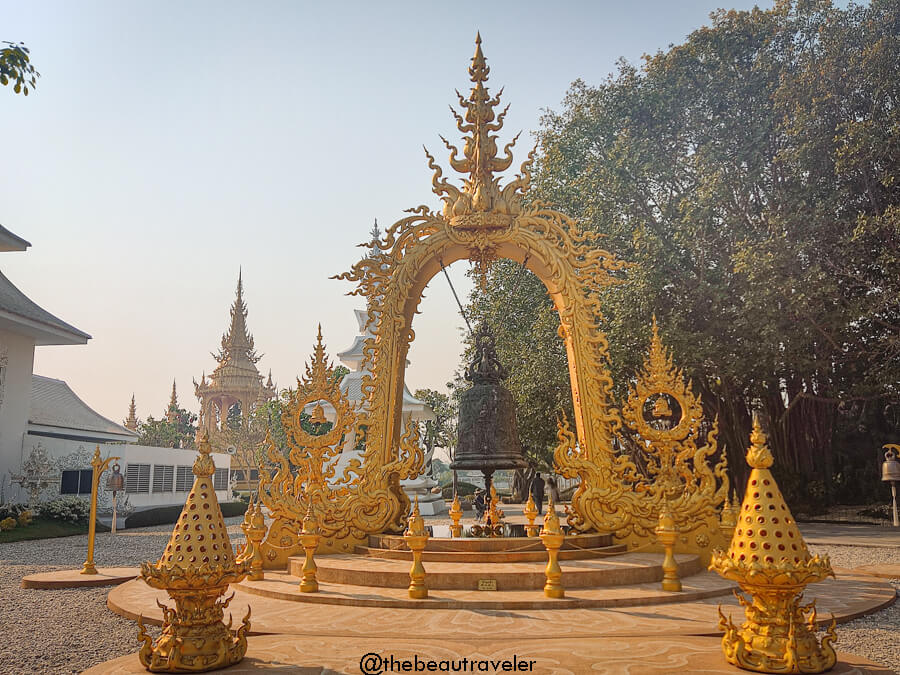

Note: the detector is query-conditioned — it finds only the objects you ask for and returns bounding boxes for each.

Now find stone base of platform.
[107,571,896,638]
[82,634,895,674]
[853,563,900,580]
[21,567,139,589]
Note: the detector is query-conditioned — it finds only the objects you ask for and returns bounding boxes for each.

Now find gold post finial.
[747,415,773,469]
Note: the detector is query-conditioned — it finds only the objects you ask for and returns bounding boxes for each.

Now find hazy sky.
[2,0,771,425]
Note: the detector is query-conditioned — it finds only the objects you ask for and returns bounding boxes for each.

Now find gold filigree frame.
[257,328,423,564]
[323,37,726,560]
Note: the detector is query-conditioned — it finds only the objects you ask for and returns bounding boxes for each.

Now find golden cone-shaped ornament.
[709,418,836,673]
[137,429,251,672]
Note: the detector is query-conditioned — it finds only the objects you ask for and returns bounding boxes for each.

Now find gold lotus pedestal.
[540,497,565,599]
[298,502,320,594]
[137,431,251,672]
[404,498,430,599]
[656,505,682,592]
[710,419,836,674]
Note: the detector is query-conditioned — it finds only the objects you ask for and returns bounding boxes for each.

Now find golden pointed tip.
[747,416,774,469]
[475,31,482,44]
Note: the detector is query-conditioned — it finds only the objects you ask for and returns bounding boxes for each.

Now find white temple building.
[315,309,447,515]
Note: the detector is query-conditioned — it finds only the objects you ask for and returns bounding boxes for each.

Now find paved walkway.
[799,523,900,548]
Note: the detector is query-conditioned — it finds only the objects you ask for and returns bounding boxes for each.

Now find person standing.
[530,471,545,515]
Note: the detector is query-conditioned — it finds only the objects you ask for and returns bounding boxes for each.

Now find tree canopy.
[1,41,38,95]
[465,0,900,511]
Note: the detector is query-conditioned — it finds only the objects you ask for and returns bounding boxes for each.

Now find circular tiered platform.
[108,530,896,623]
[234,532,729,608]
[21,567,139,589]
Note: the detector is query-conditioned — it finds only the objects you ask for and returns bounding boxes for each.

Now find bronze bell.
[882,445,900,482]
[451,324,527,491]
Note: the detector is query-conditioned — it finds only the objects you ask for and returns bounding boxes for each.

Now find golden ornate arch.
[336,34,646,534]
[256,35,728,560]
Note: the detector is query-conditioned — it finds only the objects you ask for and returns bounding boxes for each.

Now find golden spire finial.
[166,380,179,422]
[747,415,773,469]
[406,495,426,537]
[124,394,138,431]
[425,34,534,235]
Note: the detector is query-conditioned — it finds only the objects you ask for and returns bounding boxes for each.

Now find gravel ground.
[0,525,895,674]
[0,517,246,675]
[809,543,899,673]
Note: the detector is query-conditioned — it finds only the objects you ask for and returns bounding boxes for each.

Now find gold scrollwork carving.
[257,329,423,564]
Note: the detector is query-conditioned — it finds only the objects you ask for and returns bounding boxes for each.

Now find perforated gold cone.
[725,419,811,569]
[709,418,837,673]
[157,440,236,573]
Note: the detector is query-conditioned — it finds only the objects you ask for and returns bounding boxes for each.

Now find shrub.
[39,496,91,525]
[17,510,32,527]
[0,517,16,531]
[0,502,28,520]
[441,481,479,499]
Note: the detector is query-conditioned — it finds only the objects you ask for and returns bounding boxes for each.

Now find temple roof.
[0,224,31,252]
[29,375,138,442]
[0,269,91,345]
[195,271,274,401]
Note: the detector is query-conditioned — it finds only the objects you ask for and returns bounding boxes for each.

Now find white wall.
[0,328,35,494]
[15,435,232,511]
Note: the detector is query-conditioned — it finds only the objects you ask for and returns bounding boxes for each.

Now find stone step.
[367,532,612,552]
[353,543,628,563]
[236,569,734,609]
[288,552,702,591]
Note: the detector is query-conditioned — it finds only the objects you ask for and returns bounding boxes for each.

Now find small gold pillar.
[449,493,463,538]
[709,418,836,673]
[656,504,682,592]
[718,490,739,545]
[82,447,118,575]
[246,501,267,581]
[404,497,429,599]
[298,502,320,593]
[523,493,539,537]
[539,496,565,599]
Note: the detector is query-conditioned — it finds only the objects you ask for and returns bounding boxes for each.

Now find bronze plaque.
[477,579,498,591]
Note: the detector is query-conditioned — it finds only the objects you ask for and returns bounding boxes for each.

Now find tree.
[137,407,197,449]
[413,387,458,480]
[1,41,38,95]
[466,1,900,511]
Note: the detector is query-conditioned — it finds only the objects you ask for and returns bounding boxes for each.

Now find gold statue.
[449,493,463,538]
[472,483,505,537]
[523,493,539,537]
[137,430,250,672]
[539,496,565,599]
[404,497,429,599]
[709,418,836,673]
[257,326,423,563]
[238,499,266,581]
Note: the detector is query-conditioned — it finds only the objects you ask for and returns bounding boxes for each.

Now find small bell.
[310,402,327,426]
[882,446,900,482]
[652,396,673,418]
